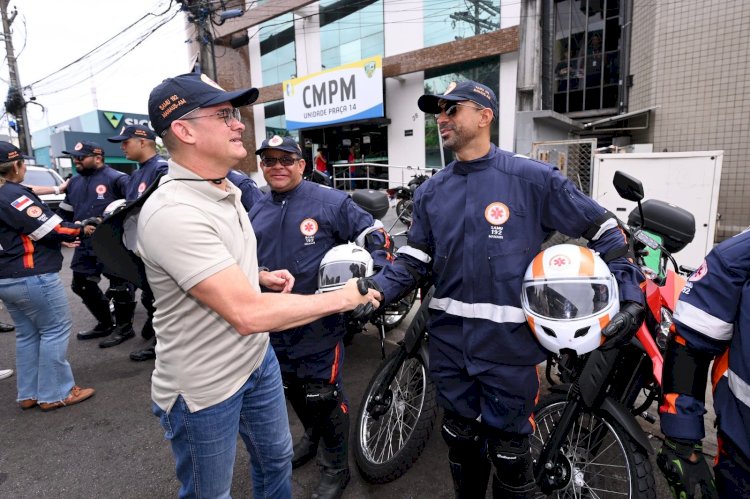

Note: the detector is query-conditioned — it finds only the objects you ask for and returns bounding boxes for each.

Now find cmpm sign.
[283,56,383,130]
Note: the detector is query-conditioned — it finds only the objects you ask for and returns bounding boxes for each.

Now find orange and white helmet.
[521,244,619,355]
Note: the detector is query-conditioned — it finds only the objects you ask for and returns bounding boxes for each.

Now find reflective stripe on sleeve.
[674,301,734,341]
[28,214,63,241]
[354,219,384,247]
[58,202,74,212]
[590,217,618,241]
[726,369,750,410]
[429,296,526,324]
[397,245,431,263]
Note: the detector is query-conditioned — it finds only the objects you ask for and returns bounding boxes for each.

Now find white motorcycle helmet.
[318,243,374,293]
[521,244,620,355]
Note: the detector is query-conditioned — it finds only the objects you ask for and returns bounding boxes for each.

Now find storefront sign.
[283,56,383,130]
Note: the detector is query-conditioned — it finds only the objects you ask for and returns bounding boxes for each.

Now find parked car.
[23,166,66,211]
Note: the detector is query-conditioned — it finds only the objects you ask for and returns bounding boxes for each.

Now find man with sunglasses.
[57,141,130,346]
[249,134,393,499]
[365,80,645,498]
[138,72,381,499]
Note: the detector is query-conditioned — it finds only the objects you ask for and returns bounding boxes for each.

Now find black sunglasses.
[435,101,485,118]
[261,156,299,167]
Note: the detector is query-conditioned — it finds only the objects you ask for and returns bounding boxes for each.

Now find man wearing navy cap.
[58,141,132,347]
[366,80,645,497]
[138,72,380,498]
[250,135,393,499]
[107,124,167,360]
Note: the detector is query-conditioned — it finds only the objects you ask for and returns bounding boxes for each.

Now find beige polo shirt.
[136,160,268,412]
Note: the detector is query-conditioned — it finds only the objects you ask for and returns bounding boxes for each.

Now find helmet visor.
[523,279,614,320]
[318,261,368,292]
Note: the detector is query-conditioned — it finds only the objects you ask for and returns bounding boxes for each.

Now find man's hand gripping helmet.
[521,244,620,355]
[318,243,374,293]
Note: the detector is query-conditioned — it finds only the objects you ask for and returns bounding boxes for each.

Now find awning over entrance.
[582,106,659,131]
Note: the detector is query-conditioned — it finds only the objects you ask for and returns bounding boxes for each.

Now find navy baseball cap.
[418,80,498,116]
[148,71,259,137]
[62,141,104,158]
[107,124,157,142]
[0,141,33,162]
[256,135,302,156]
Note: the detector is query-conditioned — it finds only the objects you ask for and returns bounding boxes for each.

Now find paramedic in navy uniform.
[57,141,130,347]
[107,125,168,360]
[250,135,392,499]
[0,141,96,411]
[367,80,645,498]
[657,230,750,498]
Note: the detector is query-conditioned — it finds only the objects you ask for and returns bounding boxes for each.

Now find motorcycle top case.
[628,199,695,254]
[351,188,390,220]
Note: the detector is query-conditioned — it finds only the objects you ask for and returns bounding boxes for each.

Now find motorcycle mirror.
[613,171,644,202]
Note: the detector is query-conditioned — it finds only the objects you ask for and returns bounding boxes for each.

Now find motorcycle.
[531,170,696,498]
[387,170,432,225]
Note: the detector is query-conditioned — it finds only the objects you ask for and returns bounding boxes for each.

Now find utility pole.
[0,0,32,156]
[179,0,217,79]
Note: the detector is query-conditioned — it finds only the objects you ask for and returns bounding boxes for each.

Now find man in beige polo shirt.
[137,71,381,499]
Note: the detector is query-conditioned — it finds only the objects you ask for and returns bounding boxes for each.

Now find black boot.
[130,338,157,361]
[292,429,319,469]
[99,301,136,348]
[140,317,155,340]
[76,296,114,340]
[0,321,14,333]
[311,406,350,499]
[448,449,491,499]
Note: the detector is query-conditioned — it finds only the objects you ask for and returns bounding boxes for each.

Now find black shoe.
[77,322,114,340]
[311,469,350,499]
[99,325,135,348]
[140,320,155,340]
[0,322,14,333]
[292,434,319,469]
[129,346,156,361]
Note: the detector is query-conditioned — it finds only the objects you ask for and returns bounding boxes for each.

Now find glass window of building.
[320,0,384,69]
[264,101,299,142]
[260,13,296,86]
[423,57,500,168]
[424,0,501,48]
[552,0,621,114]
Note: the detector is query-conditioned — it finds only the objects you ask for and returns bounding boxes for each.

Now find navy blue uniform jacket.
[373,145,644,369]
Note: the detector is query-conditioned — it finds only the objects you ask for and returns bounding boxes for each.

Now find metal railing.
[330,162,435,191]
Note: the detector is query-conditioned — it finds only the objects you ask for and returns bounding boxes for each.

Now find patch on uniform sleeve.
[688,260,707,282]
[11,195,33,211]
[26,206,43,218]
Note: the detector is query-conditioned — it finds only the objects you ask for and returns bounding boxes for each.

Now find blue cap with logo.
[107,124,157,142]
[148,71,259,137]
[62,141,104,158]
[256,135,302,156]
[0,141,33,162]
[418,80,498,116]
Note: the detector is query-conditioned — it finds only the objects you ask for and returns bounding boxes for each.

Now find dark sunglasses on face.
[180,107,242,127]
[435,101,485,118]
[261,156,299,167]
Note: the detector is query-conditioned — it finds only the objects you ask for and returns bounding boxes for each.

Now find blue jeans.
[153,345,293,498]
[0,273,76,403]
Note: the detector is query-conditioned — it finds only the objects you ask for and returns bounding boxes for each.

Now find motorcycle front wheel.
[395,199,414,225]
[354,347,438,483]
[532,394,656,499]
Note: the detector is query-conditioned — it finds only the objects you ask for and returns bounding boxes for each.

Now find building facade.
[207,0,747,241]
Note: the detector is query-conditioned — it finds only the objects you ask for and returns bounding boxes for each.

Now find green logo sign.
[103,112,124,129]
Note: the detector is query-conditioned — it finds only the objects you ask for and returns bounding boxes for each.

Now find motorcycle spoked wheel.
[531,394,656,499]
[354,348,438,483]
[395,199,414,225]
[373,289,418,331]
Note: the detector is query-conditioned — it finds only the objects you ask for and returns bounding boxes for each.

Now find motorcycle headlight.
[657,307,673,351]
